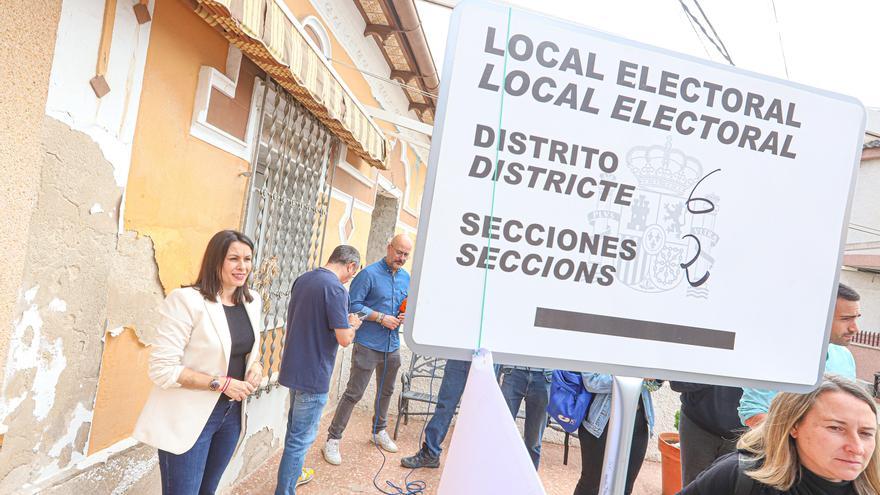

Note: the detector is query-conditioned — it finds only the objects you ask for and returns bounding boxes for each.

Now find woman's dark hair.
[191,230,255,304]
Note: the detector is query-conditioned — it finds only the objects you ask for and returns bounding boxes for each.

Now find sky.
[415,0,880,110]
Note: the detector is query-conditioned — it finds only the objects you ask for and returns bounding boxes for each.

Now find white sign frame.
[405,0,865,392]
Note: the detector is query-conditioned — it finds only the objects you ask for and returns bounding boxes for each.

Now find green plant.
[674,409,681,431]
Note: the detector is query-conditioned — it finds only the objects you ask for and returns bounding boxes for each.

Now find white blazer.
[133,287,262,455]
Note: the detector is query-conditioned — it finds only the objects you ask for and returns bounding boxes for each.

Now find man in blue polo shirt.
[739,282,861,428]
[274,245,361,495]
[322,234,412,465]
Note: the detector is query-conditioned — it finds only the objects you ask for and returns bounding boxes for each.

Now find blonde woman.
[679,374,880,495]
[134,230,262,494]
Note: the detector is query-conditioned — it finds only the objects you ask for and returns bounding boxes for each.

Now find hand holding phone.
[347,313,363,331]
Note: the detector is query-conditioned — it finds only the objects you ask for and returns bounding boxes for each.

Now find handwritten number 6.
[685,168,721,215]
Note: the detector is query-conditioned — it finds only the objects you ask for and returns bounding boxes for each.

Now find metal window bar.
[853,330,880,348]
[242,78,336,395]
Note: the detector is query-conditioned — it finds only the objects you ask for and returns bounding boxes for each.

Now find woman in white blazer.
[134,230,263,495]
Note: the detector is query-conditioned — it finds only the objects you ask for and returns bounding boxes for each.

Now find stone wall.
[0,118,164,494]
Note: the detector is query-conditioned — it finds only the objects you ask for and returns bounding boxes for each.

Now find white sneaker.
[322,439,342,465]
[371,429,399,453]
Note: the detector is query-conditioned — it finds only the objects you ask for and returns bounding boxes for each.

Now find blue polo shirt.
[738,343,856,425]
[278,268,350,394]
[350,259,410,352]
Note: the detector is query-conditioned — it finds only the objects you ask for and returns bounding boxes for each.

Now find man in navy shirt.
[274,245,361,495]
[321,234,412,465]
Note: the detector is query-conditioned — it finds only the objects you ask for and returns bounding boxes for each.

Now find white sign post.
[406,0,864,492]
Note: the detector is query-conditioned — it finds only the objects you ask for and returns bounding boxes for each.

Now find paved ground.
[231,407,663,495]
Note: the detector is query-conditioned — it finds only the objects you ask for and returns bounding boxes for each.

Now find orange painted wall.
[90,0,254,452]
[88,328,152,454]
[124,0,251,293]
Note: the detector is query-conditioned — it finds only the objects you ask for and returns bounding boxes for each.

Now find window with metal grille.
[243,78,337,393]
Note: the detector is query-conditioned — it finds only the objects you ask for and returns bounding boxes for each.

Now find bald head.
[385,234,413,271]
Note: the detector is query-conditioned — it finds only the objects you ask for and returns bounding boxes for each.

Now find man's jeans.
[158,399,241,495]
[328,343,401,439]
[275,389,328,495]
[500,367,551,469]
[422,359,470,457]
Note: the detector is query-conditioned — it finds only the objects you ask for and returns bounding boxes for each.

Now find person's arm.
[148,291,255,400]
[374,311,402,330]
[581,373,614,394]
[244,363,263,388]
[177,368,255,401]
[335,314,362,347]
[348,270,372,317]
[147,292,192,390]
[738,387,773,427]
[328,286,358,346]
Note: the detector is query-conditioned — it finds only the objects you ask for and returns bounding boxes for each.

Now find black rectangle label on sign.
[534,307,736,350]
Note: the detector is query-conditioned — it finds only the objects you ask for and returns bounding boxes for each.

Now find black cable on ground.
[369,313,435,494]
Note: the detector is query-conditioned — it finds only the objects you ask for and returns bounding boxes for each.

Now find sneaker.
[400,448,440,469]
[322,439,341,465]
[370,429,399,453]
[296,467,314,487]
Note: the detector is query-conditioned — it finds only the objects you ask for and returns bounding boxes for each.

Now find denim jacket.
[580,373,657,439]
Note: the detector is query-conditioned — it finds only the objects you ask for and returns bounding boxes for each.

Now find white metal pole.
[598,376,643,495]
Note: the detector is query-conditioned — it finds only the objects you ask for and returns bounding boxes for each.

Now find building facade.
[0,0,434,492]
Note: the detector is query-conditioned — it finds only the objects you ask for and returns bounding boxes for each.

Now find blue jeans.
[500,367,551,469]
[158,399,241,495]
[275,389,328,495]
[422,359,470,457]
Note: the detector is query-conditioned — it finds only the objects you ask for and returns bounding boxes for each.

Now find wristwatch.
[209,376,221,391]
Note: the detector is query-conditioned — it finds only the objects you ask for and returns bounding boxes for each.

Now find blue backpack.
[546,370,593,433]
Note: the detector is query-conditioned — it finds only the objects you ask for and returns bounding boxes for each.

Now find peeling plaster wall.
[39,442,159,495]
[44,0,154,188]
[123,0,251,294]
[0,1,166,490]
[0,0,63,400]
[0,118,164,494]
[222,388,290,488]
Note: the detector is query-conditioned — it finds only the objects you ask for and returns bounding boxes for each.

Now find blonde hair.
[737,375,880,494]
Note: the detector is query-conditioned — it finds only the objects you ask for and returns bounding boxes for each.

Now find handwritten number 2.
[680,168,720,287]
[680,234,710,287]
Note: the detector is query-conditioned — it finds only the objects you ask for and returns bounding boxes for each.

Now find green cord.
[476,7,513,351]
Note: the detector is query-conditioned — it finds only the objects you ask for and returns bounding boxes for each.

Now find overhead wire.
[769,0,790,79]
[691,0,734,64]
[678,3,713,60]
[677,0,735,66]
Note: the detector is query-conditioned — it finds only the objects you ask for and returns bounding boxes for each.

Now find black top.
[679,452,857,495]
[223,303,255,381]
[670,381,743,439]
